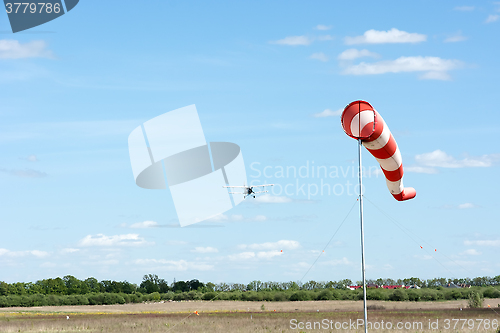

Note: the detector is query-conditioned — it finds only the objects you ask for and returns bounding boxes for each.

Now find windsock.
[341,100,416,201]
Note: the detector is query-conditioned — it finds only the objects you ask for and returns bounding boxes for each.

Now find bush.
[128,294,139,303]
[150,292,161,301]
[202,292,217,301]
[46,295,60,306]
[173,293,187,301]
[32,294,48,306]
[290,291,310,301]
[161,292,175,301]
[420,289,438,301]
[330,290,340,300]
[316,290,332,301]
[366,290,386,301]
[228,292,242,301]
[0,296,9,307]
[483,288,500,299]
[262,292,275,302]
[119,293,130,303]
[407,290,420,302]
[273,292,288,301]
[389,289,408,301]
[75,295,89,305]
[245,292,264,301]
[468,291,483,308]
[216,292,229,300]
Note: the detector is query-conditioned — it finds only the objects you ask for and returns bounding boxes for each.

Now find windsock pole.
[358,138,368,333]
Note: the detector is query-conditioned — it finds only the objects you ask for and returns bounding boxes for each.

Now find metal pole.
[358,138,368,333]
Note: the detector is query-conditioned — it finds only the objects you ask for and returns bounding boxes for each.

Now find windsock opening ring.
[341,100,376,140]
[341,100,416,202]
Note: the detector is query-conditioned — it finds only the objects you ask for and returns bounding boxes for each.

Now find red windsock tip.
[393,188,416,201]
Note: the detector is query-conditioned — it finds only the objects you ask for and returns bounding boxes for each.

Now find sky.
[1,1,499,286]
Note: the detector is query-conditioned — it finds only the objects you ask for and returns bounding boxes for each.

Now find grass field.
[0,299,499,332]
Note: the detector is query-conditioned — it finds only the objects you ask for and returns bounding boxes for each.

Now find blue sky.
[1,1,499,286]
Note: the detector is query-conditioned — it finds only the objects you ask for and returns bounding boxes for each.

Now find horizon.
[1,1,499,286]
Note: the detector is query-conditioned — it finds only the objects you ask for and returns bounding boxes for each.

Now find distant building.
[381,285,410,289]
[445,283,471,289]
[348,284,411,290]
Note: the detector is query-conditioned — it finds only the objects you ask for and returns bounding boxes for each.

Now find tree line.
[2,274,500,296]
[0,274,499,308]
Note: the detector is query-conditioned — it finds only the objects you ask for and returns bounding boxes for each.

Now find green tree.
[187,279,203,291]
[63,275,82,295]
[0,282,8,296]
[84,277,101,293]
[140,274,161,294]
[120,281,138,294]
[172,280,189,292]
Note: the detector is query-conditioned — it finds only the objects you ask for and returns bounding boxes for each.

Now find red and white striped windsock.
[341,100,416,201]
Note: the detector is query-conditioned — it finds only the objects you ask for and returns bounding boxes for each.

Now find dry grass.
[0,299,499,332]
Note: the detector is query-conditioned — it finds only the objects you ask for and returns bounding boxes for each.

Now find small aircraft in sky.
[223,184,274,199]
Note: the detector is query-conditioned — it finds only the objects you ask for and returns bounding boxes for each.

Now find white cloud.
[228,252,255,261]
[405,166,438,174]
[30,250,49,258]
[0,248,48,258]
[338,49,379,60]
[133,259,213,271]
[310,52,328,62]
[461,249,481,256]
[130,221,158,228]
[444,32,467,43]
[256,250,283,259]
[191,246,218,253]
[316,24,332,30]
[254,215,267,221]
[0,168,47,178]
[270,36,313,46]
[321,257,351,266]
[317,35,333,41]
[454,6,475,11]
[19,154,38,162]
[61,248,80,254]
[254,195,292,203]
[345,28,426,44]
[464,239,500,247]
[0,40,54,59]
[415,150,498,168]
[239,240,300,251]
[440,203,480,210]
[79,234,153,247]
[486,14,499,23]
[313,108,342,117]
[458,203,479,209]
[207,214,229,222]
[342,56,462,79]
